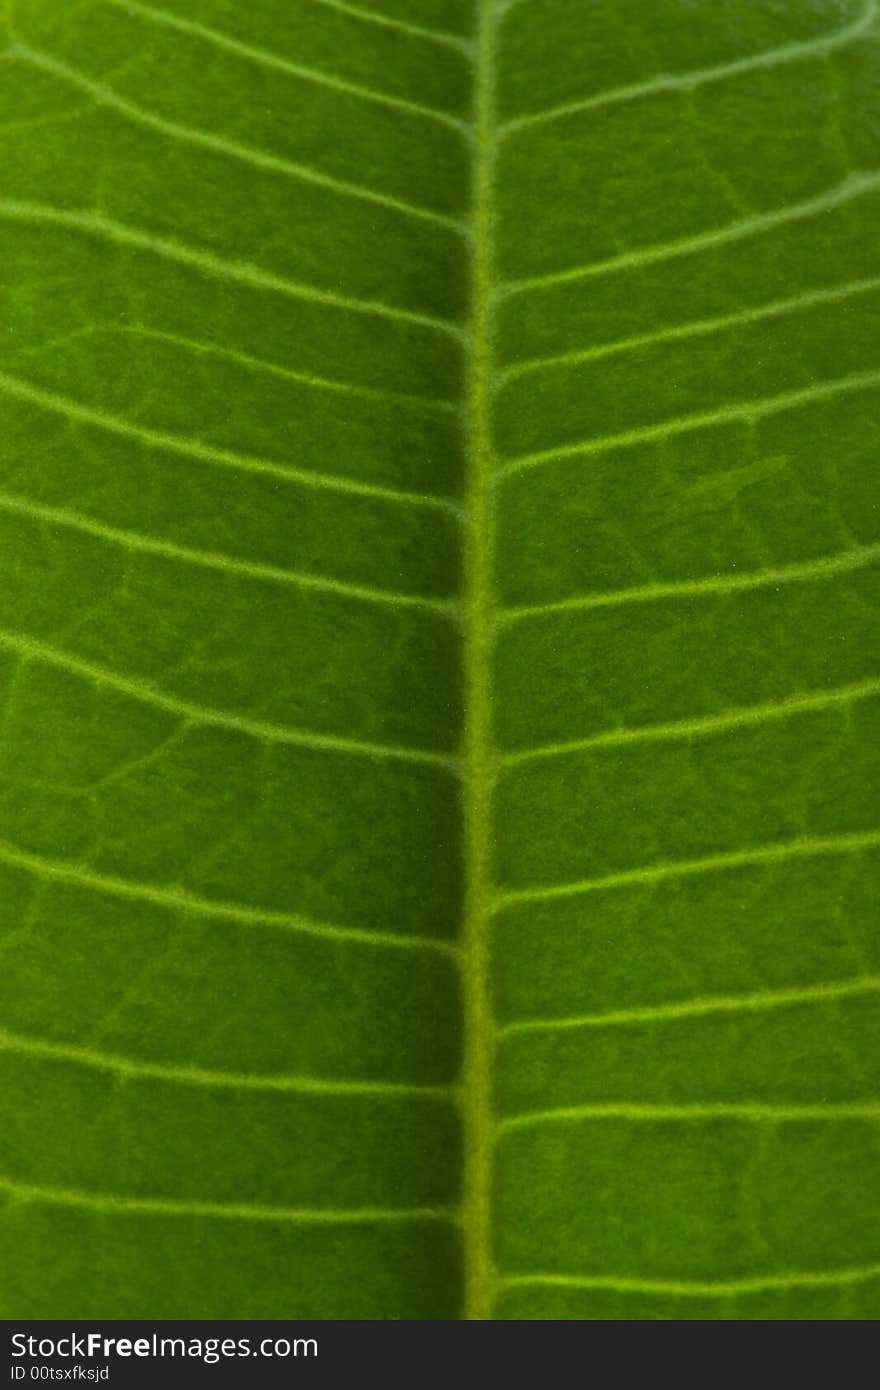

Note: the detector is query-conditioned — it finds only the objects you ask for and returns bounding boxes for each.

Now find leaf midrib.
[460,0,497,1323]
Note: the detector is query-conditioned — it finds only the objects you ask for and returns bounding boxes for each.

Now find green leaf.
[1,0,878,1321]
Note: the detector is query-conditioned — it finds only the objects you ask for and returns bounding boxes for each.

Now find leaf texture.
[0,0,878,1320]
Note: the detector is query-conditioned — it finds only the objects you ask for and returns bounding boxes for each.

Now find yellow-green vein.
[459,0,497,1324]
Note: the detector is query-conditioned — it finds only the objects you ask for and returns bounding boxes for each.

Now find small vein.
[302,0,472,50]
[104,0,469,133]
[0,200,463,338]
[500,275,880,382]
[499,170,880,297]
[0,1026,454,1099]
[499,976,880,1038]
[0,627,458,770]
[14,42,465,234]
[0,488,458,618]
[501,543,880,624]
[95,324,459,412]
[501,678,880,767]
[499,2,876,136]
[0,1175,453,1225]
[499,1265,880,1297]
[0,838,459,958]
[501,368,880,475]
[498,830,880,907]
[498,1101,880,1135]
[0,367,463,517]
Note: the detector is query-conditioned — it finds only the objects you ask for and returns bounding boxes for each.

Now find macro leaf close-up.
[0,0,878,1321]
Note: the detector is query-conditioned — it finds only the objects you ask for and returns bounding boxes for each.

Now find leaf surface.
[0,0,878,1320]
